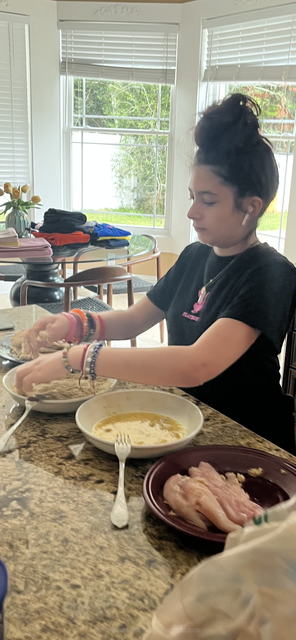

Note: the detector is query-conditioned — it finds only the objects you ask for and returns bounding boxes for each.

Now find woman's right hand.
[24,314,71,358]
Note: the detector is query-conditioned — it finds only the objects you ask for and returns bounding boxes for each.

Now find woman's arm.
[78,317,260,386]
[98,296,165,340]
[24,296,165,356]
[16,318,260,394]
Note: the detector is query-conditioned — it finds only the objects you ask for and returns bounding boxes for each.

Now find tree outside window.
[71,78,172,229]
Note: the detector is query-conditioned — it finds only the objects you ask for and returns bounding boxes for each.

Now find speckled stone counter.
[0,305,295,640]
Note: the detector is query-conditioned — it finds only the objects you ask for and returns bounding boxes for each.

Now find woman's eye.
[203,201,216,206]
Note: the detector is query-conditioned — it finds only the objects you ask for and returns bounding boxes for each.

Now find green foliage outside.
[229,84,296,139]
[74,79,170,220]
[85,208,286,231]
[258,210,287,231]
[85,210,164,228]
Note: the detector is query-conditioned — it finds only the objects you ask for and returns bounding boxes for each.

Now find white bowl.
[75,388,203,458]
[2,366,117,414]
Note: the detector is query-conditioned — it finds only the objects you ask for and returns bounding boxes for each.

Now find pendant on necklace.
[198,286,207,304]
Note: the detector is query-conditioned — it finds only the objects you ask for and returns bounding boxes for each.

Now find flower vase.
[5,207,30,238]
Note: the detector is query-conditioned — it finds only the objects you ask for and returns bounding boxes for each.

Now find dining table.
[0,304,296,640]
[0,234,155,307]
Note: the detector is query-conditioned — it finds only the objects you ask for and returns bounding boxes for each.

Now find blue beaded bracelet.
[89,342,103,380]
[83,342,103,380]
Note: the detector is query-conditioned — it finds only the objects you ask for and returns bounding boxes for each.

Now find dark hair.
[194,93,279,215]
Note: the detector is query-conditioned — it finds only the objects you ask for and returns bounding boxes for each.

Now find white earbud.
[242,206,253,226]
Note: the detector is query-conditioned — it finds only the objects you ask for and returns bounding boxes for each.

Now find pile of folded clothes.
[31,209,131,254]
[0,227,20,248]
[31,208,90,255]
[84,222,131,248]
[0,236,52,258]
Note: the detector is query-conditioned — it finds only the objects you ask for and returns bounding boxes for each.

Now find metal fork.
[0,394,51,453]
[111,433,132,529]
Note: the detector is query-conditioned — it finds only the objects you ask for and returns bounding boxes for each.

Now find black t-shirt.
[147,242,296,452]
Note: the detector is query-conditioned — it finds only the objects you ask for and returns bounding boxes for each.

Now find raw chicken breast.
[188,462,263,525]
[163,474,209,530]
[181,477,240,533]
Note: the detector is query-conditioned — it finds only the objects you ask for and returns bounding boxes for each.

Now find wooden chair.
[118,234,163,343]
[72,234,164,343]
[20,265,137,347]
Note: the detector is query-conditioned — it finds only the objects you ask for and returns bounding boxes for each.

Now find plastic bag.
[144,496,296,640]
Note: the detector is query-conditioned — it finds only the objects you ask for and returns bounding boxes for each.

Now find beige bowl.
[2,366,117,414]
[75,388,203,458]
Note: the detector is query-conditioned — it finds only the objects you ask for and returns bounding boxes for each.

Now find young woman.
[16,93,296,453]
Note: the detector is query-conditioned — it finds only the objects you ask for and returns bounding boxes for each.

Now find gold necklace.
[197,240,259,304]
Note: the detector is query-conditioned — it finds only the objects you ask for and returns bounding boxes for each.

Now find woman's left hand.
[15,351,69,395]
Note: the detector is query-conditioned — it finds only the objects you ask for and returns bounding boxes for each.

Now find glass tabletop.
[0,234,155,265]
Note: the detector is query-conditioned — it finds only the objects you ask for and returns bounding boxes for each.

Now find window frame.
[196,7,296,256]
[61,75,176,234]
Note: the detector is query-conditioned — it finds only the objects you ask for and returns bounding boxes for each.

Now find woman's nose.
[187,201,202,220]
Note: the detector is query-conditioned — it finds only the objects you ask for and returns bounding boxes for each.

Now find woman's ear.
[243,196,263,220]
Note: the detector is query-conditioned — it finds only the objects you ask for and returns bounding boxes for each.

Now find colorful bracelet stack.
[61,310,106,344]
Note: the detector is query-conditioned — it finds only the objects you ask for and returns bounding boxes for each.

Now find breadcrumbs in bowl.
[12,374,115,399]
[3,367,117,414]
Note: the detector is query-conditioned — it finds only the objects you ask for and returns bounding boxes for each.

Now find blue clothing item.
[91,223,131,241]
[90,238,130,248]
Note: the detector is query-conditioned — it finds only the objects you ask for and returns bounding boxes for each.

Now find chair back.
[20,265,132,311]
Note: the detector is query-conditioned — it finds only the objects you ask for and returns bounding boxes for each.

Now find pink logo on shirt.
[182,290,209,321]
[191,292,209,314]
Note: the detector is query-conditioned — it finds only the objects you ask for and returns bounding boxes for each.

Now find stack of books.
[0,227,19,247]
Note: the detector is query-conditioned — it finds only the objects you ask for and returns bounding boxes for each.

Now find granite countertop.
[0,305,295,640]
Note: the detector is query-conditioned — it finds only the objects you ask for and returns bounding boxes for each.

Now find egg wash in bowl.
[76,389,204,458]
[92,411,186,445]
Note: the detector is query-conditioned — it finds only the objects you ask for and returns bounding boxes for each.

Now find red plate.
[143,445,296,543]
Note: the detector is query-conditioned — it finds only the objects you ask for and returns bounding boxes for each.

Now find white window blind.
[0,13,31,184]
[203,8,296,83]
[59,21,178,85]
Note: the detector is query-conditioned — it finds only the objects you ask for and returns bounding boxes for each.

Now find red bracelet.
[62,312,77,343]
[96,314,106,341]
[80,343,90,371]
[78,343,90,386]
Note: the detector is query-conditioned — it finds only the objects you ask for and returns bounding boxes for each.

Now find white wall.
[2,0,296,260]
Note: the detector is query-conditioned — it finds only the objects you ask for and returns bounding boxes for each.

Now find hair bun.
[195,93,261,154]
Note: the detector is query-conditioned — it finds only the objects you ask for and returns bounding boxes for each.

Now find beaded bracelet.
[62,312,77,343]
[61,346,81,374]
[82,342,103,381]
[72,308,88,340]
[89,342,103,380]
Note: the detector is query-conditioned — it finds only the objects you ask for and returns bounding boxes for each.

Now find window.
[0,13,31,185]
[60,22,178,230]
[199,8,296,253]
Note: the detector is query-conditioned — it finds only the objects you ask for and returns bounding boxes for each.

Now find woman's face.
[187,165,252,253]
